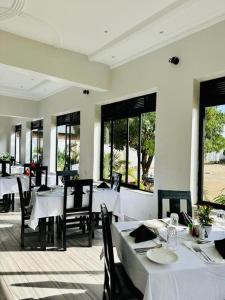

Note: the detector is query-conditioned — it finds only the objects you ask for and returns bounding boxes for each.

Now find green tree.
[107,112,156,179]
[205,107,225,155]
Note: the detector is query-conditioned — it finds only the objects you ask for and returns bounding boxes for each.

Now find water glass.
[167,225,177,250]
[170,213,179,226]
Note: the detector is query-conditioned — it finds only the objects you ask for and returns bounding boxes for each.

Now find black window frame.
[198,76,225,209]
[30,119,43,164]
[56,112,80,172]
[15,124,21,164]
[100,93,156,192]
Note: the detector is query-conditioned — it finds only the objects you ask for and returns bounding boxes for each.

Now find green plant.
[0,152,13,161]
[198,206,213,225]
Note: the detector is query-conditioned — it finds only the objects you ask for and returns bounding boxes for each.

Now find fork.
[192,245,214,262]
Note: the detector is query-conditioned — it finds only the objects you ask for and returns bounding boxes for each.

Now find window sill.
[120,186,154,196]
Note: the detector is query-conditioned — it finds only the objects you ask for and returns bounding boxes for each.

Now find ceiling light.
[104,30,108,34]
[159,31,164,34]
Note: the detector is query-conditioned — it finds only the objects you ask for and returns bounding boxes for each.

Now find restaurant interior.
[0,1,225,299]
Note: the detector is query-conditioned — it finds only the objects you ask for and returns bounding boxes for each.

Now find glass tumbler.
[170,213,179,226]
[167,225,177,250]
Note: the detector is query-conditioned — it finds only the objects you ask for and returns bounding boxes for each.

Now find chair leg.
[88,214,94,247]
[21,224,24,248]
[62,220,66,251]
[11,194,15,211]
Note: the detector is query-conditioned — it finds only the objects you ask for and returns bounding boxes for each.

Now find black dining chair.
[24,164,48,192]
[158,189,192,219]
[111,172,122,192]
[57,179,94,250]
[101,203,143,300]
[0,160,15,212]
[17,177,40,248]
[56,170,78,185]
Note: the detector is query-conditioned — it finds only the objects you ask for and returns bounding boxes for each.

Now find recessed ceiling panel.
[0,64,74,100]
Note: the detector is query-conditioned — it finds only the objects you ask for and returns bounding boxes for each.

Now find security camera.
[83,89,90,95]
[169,56,180,65]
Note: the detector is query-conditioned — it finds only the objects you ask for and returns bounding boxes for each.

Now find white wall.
[1,20,225,219]
[37,20,225,218]
[0,116,13,154]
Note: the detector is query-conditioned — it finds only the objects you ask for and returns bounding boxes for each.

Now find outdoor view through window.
[203,105,225,205]
[103,111,155,192]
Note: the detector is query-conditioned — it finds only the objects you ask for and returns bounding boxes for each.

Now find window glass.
[140,111,156,192]
[113,119,127,183]
[101,95,156,192]
[103,121,111,179]
[202,105,225,204]
[128,117,139,186]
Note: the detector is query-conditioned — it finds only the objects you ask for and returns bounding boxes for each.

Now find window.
[198,77,225,208]
[15,124,21,163]
[31,120,43,164]
[100,94,156,192]
[56,112,80,173]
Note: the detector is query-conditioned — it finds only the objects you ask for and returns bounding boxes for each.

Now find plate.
[146,247,178,264]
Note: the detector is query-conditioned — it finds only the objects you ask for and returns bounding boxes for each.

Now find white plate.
[146,247,178,264]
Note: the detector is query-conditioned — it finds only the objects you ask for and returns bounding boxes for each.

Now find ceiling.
[0,0,225,68]
[0,0,225,101]
[0,64,74,100]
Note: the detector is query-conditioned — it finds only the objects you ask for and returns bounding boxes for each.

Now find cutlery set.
[192,245,214,263]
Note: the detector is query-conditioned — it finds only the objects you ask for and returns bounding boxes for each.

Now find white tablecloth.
[112,221,225,300]
[0,175,29,198]
[29,187,121,230]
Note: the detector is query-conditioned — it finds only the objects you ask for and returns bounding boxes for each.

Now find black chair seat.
[114,263,143,300]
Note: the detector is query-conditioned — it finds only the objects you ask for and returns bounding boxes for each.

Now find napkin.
[130,225,157,243]
[178,212,193,226]
[37,185,51,192]
[1,172,11,177]
[214,238,225,259]
[97,181,110,189]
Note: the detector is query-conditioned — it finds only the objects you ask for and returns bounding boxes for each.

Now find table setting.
[112,209,225,300]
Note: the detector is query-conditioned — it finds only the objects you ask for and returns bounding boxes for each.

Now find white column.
[79,103,101,180]
[43,115,56,172]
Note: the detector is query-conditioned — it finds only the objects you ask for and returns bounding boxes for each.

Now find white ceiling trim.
[109,14,225,69]
[89,0,190,62]
[0,0,26,22]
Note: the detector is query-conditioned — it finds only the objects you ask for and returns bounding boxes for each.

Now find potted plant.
[198,205,213,237]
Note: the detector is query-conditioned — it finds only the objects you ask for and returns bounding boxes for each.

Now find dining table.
[0,174,29,198]
[112,219,225,300]
[28,186,121,230]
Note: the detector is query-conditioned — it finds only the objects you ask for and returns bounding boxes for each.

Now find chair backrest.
[56,170,78,185]
[63,179,93,217]
[158,189,192,219]
[24,164,48,190]
[111,172,122,192]
[101,203,116,298]
[0,160,11,175]
[17,177,30,218]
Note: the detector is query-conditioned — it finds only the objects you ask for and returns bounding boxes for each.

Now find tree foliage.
[105,112,156,178]
[205,107,225,154]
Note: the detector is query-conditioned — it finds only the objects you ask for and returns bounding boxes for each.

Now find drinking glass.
[167,225,177,250]
[170,213,179,226]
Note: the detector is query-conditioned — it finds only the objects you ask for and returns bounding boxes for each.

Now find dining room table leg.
[39,218,47,250]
